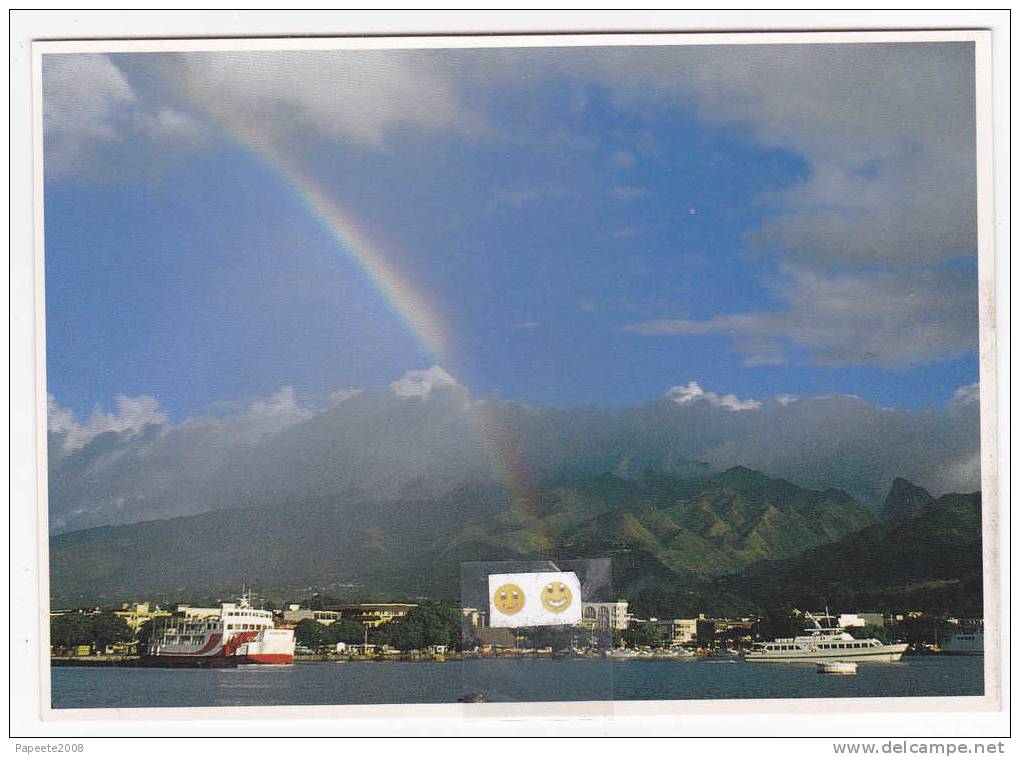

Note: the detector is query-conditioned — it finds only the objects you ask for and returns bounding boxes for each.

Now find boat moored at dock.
[941,622,984,656]
[141,593,295,667]
[745,612,907,663]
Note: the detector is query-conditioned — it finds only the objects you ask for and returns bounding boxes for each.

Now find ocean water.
[51,656,983,709]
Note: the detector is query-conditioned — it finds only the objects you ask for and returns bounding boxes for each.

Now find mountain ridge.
[50,466,879,607]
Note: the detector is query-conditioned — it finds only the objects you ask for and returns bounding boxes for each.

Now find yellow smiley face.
[493,583,525,615]
[540,581,573,613]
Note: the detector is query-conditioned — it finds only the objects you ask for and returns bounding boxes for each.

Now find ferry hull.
[237,653,294,665]
[233,629,295,665]
[138,654,238,668]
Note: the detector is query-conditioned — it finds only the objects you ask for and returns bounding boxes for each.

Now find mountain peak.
[883,477,934,519]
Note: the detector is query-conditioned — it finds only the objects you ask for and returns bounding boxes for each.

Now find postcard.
[30,28,999,723]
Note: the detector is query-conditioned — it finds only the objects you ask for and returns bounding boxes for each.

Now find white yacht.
[745,612,907,663]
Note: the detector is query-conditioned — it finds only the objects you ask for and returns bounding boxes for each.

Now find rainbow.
[255,143,450,361]
[206,124,541,513]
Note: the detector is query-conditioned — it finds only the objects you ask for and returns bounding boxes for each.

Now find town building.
[113,602,172,631]
[839,613,886,628]
[50,607,103,617]
[470,627,516,649]
[664,618,700,645]
[580,601,630,631]
[340,603,417,627]
[176,604,224,620]
[282,607,342,625]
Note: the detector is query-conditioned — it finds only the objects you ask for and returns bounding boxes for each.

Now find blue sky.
[43,43,978,421]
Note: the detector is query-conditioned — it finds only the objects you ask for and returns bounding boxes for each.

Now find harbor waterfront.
[51,655,983,709]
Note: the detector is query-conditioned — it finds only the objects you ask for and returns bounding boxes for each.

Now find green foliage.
[295,618,367,651]
[324,619,366,645]
[371,602,461,651]
[51,613,91,649]
[631,585,754,619]
[754,608,802,641]
[47,471,982,623]
[50,611,132,650]
[294,618,327,650]
[623,622,661,648]
[892,616,947,646]
[135,618,157,647]
[49,468,879,606]
[718,492,983,616]
[848,624,890,643]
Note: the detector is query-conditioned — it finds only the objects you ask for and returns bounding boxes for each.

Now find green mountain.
[883,477,936,520]
[715,489,983,616]
[49,466,879,608]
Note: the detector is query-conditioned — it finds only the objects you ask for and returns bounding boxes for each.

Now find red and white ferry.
[142,594,295,667]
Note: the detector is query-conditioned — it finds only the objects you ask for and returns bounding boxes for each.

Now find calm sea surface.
[51,656,983,709]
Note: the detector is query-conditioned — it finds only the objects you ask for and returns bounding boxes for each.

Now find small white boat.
[817,661,858,675]
[605,648,641,659]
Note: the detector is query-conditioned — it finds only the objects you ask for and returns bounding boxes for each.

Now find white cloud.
[43,55,136,174]
[178,50,488,151]
[49,393,167,452]
[328,388,364,406]
[233,386,313,443]
[775,394,799,406]
[389,365,460,398]
[47,376,981,533]
[42,54,206,178]
[131,106,204,143]
[567,43,975,269]
[621,266,977,368]
[665,380,762,412]
[541,43,977,368]
[947,382,980,413]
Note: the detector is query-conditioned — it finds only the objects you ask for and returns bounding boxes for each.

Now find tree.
[323,619,365,646]
[754,607,801,641]
[623,622,661,648]
[89,612,133,649]
[50,611,132,652]
[848,624,890,643]
[294,619,326,650]
[135,618,158,649]
[370,602,462,651]
[50,613,91,650]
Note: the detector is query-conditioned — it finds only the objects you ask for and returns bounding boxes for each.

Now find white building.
[282,607,341,625]
[667,618,701,645]
[839,613,885,628]
[177,605,223,620]
[838,614,867,628]
[580,601,630,631]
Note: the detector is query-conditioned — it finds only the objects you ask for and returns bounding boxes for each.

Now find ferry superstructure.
[142,594,295,667]
[745,612,907,663]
